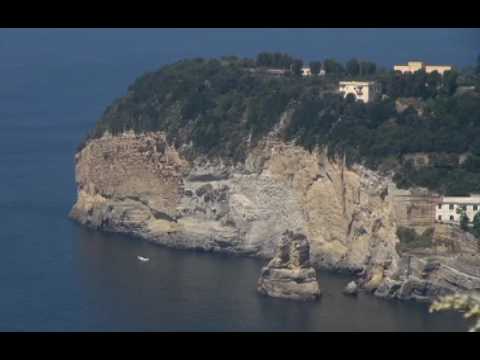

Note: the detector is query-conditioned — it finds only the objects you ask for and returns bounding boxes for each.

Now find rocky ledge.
[257,230,321,301]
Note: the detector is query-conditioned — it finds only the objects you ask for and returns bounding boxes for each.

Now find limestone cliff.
[70,131,480,302]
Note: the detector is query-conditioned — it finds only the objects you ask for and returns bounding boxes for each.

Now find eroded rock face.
[374,251,480,302]
[70,131,480,302]
[71,132,400,263]
[256,230,321,301]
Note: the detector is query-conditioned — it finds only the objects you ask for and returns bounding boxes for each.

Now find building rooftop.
[441,196,480,204]
[339,81,376,85]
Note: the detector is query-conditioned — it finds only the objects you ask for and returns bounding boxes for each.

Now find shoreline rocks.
[257,230,321,301]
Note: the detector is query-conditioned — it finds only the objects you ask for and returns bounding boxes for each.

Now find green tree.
[291,59,304,76]
[272,52,283,68]
[442,70,459,96]
[324,58,344,75]
[360,61,376,76]
[345,93,356,103]
[463,154,480,173]
[256,52,273,67]
[309,61,322,76]
[459,210,470,231]
[473,212,480,239]
[346,58,360,77]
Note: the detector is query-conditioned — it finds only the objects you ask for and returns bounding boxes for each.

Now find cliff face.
[70,131,480,301]
[71,131,398,266]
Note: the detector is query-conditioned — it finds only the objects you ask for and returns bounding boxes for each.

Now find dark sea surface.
[0,29,478,331]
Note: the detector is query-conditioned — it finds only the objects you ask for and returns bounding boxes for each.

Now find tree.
[291,59,304,76]
[324,58,344,75]
[367,62,377,75]
[442,70,458,96]
[425,71,442,97]
[460,210,470,231]
[346,58,360,77]
[473,212,480,239]
[273,52,283,68]
[345,93,356,103]
[309,61,322,76]
[256,52,297,69]
[463,154,480,173]
[256,52,273,67]
[239,57,255,68]
[476,54,480,75]
[359,61,376,76]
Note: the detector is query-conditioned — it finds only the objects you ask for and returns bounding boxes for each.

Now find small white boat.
[137,256,150,262]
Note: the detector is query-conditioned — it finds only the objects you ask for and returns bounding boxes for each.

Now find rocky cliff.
[70,131,480,302]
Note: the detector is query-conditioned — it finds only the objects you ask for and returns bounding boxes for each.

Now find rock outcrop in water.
[70,131,480,303]
[256,230,320,301]
[344,281,359,296]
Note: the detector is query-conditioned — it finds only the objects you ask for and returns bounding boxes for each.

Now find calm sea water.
[1,29,478,331]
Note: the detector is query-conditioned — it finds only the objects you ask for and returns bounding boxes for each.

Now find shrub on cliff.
[460,211,470,231]
[473,213,480,240]
[396,226,433,253]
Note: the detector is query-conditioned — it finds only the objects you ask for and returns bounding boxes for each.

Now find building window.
[462,205,467,211]
[449,204,454,210]
[438,215,442,221]
[474,205,478,211]
[438,204,442,209]
[450,215,454,221]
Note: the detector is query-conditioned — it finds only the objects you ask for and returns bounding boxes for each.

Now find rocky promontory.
[70,57,480,304]
[257,230,321,301]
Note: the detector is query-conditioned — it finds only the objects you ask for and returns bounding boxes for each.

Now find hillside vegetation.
[87,55,480,195]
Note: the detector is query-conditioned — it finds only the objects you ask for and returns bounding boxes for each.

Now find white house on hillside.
[338,81,381,103]
[302,67,326,77]
[435,196,480,224]
[301,67,311,76]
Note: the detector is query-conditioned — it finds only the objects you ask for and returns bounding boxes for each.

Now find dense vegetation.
[396,226,434,253]
[88,54,480,195]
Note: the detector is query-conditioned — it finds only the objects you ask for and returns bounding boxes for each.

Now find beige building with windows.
[338,81,381,103]
[394,61,452,75]
[435,196,480,224]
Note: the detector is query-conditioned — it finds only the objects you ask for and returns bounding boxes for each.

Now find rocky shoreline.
[70,131,480,303]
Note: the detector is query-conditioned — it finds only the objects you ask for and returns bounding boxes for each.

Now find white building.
[394,61,452,75]
[435,196,480,224]
[301,67,325,76]
[338,81,381,103]
[301,67,311,76]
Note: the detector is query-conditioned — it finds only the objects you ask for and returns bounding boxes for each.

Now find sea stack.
[257,230,321,301]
